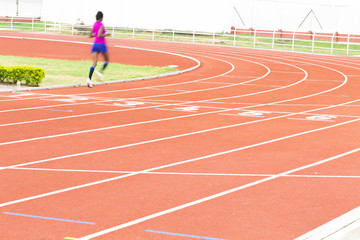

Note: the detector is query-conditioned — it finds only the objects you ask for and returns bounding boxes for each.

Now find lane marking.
[1,95,358,175]
[12,167,360,179]
[113,101,145,107]
[295,206,360,240]
[321,95,349,97]
[0,99,111,114]
[0,61,336,148]
[146,87,189,92]
[2,212,95,225]
[1,117,359,209]
[2,87,357,151]
[0,55,271,127]
[1,33,358,238]
[0,101,356,171]
[289,115,338,122]
[34,108,74,113]
[77,147,360,240]
[1,48,323,133]
[146,230,227,240]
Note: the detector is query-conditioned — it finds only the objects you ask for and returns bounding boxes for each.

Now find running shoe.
[95,70,104,81]
[86,78,93,88]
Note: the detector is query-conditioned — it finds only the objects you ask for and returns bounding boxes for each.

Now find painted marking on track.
[76,147,360,240]
[157,105,200,112]
[34,108,74,113]
[146,230,227,240]
[2,212,96,225]
[45,96,89,103]
[289,115,337,122]
[306,115,337,121]
[96,100,146,107]
[321,94,348,97]
[13,167,360,179]
[113,101,145,107]
[220,111,271,118]
[64,238,78,240]
[175,106,200,112]
[9,92,35,98]
[237,111,271,117]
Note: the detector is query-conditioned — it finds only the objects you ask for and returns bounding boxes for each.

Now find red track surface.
[1,31,360,240]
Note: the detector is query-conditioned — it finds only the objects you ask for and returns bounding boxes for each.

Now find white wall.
[234,0,360,33]
[0,0,42,17]
[2,0,360,34]
[40,0,234,32]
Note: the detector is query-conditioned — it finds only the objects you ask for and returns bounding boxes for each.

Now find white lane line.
[0,101,169,128]
[134,47,348,104]
[295,206,360,240]
[1,41,320,129]
[1,116,359,209]
[0,52,314,144]
[2,72,354,163]
[77,147,360,240]
[0,99,111,114]
[0,52,239,120]
[0,108,226,146]
[13,167,360,179]
[3,82,357,149]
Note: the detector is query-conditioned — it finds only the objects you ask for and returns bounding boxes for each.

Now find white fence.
[1,17,360,56]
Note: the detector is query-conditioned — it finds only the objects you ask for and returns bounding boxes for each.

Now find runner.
[87,11,111,88]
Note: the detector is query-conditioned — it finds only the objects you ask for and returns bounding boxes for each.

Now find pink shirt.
[92,21,106,44]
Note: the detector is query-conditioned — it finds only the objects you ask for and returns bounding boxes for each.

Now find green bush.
[0,66,45,87]
[0,66,8,83]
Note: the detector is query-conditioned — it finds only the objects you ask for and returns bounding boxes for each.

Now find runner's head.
[96,11,103,21]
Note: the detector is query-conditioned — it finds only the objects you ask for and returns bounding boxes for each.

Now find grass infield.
[0,55,177,87]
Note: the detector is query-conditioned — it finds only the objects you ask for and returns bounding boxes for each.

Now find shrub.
[0,66,45,87]
[0,66,8,82]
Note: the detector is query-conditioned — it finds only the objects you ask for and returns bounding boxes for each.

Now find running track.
[1,31,360,240]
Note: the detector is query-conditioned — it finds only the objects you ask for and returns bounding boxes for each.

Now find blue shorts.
[91,43,108,54]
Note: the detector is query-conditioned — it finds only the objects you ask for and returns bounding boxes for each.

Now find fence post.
[112,26,115,38]
[172,29,175,42]
[253,29,257,47]
[233,28,236,46]
[44,20,46,32]
[193,31,195,43]
[132,28,135,39]
[71,23,74,35]
[347,34,350,56]
[32,17,34,31]
[312,32,316,52]
[331,32,335,54]
[11,16,13,29]
[152,29,155,40]
[272,30,275,49]
[213,32,215,44]
[292,31,296,51]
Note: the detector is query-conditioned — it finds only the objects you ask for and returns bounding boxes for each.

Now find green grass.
[0,55,177,87]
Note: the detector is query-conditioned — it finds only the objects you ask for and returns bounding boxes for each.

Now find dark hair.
[96,11,103,21]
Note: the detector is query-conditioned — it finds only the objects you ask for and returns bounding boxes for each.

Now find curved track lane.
[0,32,360,240]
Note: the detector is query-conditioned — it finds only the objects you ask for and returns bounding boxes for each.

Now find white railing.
[1,17,360,56]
